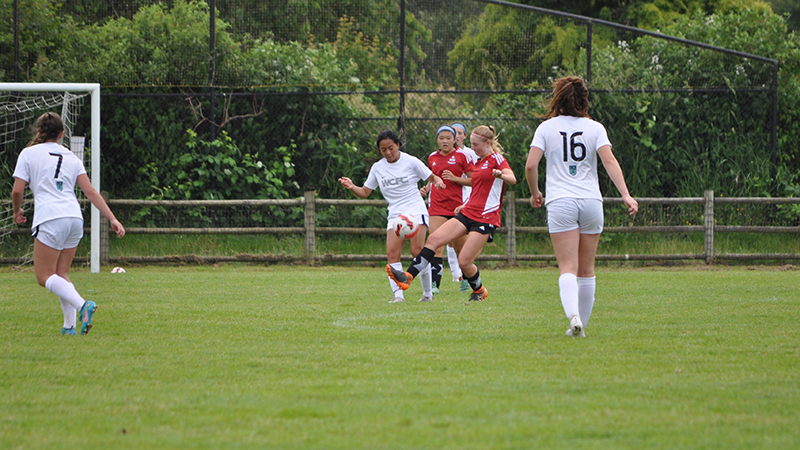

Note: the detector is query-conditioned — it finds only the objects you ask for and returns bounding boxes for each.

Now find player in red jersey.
[419,125,474,294]
[388,125,516,302]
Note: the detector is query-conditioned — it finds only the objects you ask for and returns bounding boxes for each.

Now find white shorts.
[546,198,604,234]
[386,213,429,231]
[33,217,84,250]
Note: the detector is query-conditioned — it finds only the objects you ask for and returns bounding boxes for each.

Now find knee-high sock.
[45,274,85,311]
[388,262,405,299]
[408,247,435,278]
[577,276,596,328]
[431,257,443,288]
[558,273,579,320]
[418,264,433,296]
[465,269,483,291]
[59,297,77,329]
[446,245,461,279]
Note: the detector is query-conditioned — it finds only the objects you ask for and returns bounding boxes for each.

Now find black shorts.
[454,212,496,243]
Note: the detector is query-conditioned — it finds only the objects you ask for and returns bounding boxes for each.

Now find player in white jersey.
[11,112,125,335]
[525,76,638,338]
[338,130,444,303]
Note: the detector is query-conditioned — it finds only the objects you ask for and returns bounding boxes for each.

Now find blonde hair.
[471,125,504,155]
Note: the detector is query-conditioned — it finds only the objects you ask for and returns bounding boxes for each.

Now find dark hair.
[543,76,590,119]
[28,112,64,146]
[376,129,402,148]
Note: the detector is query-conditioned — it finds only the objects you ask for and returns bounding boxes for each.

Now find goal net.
[0,83,102,272]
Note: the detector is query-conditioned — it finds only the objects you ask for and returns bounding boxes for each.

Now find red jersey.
[460,152,510,227]
[427,149,473,216]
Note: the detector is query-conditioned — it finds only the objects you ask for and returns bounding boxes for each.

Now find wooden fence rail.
[2,190,799,265]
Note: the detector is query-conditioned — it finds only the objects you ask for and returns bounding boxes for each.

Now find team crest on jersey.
[56,181,63,191]
[448,155,457,165]
[481,161,489,169]
[569,165,577,176]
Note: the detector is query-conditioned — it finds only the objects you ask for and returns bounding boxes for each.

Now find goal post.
[0,83,102,273]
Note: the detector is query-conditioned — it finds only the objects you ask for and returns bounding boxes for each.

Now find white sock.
[45,274,85,311]
[389,262,405,299]
[446,245,461,280]
[578,277,596,328]
[419,264,433,296]
[59,297,77,329]
[558,273,579,320]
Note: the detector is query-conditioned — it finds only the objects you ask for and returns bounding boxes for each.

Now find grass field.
[1,264,798,449]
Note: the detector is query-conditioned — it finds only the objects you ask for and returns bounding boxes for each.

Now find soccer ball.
[111,267,126,274]
[392,214,419,239]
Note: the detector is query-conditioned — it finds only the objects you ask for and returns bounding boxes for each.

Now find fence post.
[304,191,316,264]
[704,190,714,264]
[100,191,109,266]
[505,191,516,266]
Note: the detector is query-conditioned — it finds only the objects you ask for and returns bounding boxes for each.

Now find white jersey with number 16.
[530,115,610,205]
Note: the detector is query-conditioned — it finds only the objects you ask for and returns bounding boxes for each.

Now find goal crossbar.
[0,83,102,273]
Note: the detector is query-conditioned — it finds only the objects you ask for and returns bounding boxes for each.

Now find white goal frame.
[1,83,102,273]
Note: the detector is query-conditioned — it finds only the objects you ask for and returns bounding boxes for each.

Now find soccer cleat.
[418,295,433,302]
[388,297,405,303]
[565,327,586,337]
[568,314,583,338]
[386,265,413,290]
[61,327,77,336]
[431,285,440,295]
[452,275,462,283]
[468,286,488,302]
[459,279,471,293]
[79,301,97,335]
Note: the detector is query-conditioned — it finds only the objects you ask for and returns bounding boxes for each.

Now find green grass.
[1,265,798,449]
[4,232,799,263]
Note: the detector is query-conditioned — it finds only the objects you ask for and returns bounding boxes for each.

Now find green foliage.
[141,129,297,201]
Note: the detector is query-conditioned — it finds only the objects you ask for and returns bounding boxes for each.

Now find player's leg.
[551,229,582,335]
[458,231,490,301]
[428,216,449,293]
[577,233,601,330]
[446,244,461,281]
[410,224,433,302]
[450,234,471,292]
[575,199,603,333]
[386,230,407,302]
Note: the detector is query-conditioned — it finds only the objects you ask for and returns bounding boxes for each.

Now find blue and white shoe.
[79,301,97,335]
[61,327,77,336]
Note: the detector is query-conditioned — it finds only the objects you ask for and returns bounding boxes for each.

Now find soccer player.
[339,129,444,303]
[11,112,126,335]
[448,122,478,292]
[525,76,638,337]
[418,125,473,295]
[387,125,516,302]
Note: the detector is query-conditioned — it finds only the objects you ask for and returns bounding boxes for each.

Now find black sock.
[408,247,435,278]
[431,257,443,288]
[466,269,482,291]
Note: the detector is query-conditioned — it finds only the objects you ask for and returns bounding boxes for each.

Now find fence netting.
[2,0,791,245]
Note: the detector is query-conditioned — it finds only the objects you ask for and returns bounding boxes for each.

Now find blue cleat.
[79,301,97,335]
[61,327,77,336]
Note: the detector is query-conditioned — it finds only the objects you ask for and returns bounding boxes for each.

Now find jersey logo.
[569,165,577,176]
[381,176,408,187]
[56,181,63,191]
[448,156,457,165]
